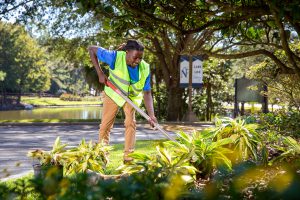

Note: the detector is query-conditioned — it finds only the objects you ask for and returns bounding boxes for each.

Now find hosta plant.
[27,137,67,166]
[61,139,112,175]
[27,137,66,179]
[118,144,197,184]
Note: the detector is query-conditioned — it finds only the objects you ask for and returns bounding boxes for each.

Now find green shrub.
[269,136,300,166]
[165,131,233,178]
[259,110,300,138]
[59,93,82,101]
[31,171,192,200]
[199,161,300,200]
[212,117,261,162]
[61,140,111,175]
[27,137,67,167]
[119,144,197,184]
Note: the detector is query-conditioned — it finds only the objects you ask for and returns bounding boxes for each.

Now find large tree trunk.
[167,86,184,121]
[150,33,189,121]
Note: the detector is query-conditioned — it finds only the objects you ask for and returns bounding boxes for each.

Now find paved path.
[0,123,211,180]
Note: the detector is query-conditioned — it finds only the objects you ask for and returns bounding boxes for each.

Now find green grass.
[106,140,164,174]
[21,97,102,106]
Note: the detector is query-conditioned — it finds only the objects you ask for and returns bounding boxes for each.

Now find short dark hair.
[123,40,144,51]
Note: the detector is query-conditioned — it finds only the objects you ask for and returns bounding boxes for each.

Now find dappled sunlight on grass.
[105,140,162,174]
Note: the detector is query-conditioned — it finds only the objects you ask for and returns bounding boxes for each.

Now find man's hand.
[148,115,157,128]
[99,74,108,85]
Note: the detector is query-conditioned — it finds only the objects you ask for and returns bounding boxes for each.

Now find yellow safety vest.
[104,51,150,107]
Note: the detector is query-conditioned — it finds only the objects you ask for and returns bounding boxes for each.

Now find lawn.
[21,97,102,106]
[106,140,164,174]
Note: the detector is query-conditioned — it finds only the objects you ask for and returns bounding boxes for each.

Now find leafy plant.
[27,137,67,166]
[167,131,233,178]
[212,117,261,162]
[61,139,112,175]
[259,110,300,138]
[270,136,300,165]
[118,143,197,184]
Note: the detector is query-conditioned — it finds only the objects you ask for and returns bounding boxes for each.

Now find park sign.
[180,55,203,88]
[236,77,264,103]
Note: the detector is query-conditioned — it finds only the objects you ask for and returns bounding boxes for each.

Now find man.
[88,40,157,163]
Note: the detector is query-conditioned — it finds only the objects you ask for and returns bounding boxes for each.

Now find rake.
[106,80,176,142]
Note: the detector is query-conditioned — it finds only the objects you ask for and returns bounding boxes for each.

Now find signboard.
[180,56,203,88]
[236,77,264,103]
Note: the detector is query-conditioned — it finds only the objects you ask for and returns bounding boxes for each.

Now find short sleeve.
[96,47,117,70]
[143,74,151,91]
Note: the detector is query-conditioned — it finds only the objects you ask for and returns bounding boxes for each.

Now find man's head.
[123,40,144,67]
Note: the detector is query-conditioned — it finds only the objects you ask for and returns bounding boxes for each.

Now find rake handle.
[105,80,176,141]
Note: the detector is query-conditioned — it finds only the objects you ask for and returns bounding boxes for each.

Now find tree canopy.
[0,22,50,102]
[1,0,300,119]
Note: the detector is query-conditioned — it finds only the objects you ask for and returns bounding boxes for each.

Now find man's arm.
[88,46,107,84]
[143,90,157,127]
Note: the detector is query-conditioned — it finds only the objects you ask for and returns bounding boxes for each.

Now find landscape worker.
[88,39,157,163]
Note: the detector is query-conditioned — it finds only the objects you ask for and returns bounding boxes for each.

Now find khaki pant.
[99,92,136,161]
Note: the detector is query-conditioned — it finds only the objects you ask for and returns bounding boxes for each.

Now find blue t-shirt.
[97,47,151,91]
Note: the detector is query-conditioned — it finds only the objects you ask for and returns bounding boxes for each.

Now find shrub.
[212,117,261,162]
[27,137,67,167]
[259,110,300,138]
[165,131,233,178]
[59,93,82,101]
[61,140,111,175]
[118,144,197,185]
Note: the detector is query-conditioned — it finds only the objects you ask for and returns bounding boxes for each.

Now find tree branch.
[149,36,171,87]
[0,0,33,15]
[123,0,182,32]
[267,0,300,77]
[195,48,293,73]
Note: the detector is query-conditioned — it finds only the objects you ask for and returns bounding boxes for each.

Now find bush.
[81,96,102,102]
[59,93,82,101]
[259,110,300,138]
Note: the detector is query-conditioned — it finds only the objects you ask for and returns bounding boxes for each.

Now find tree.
[0,22,50,103]
[3,0,300,120]
[193,0,300,77]
[65,0,300,120]
[42,34,124,95]
[246,43,300,110]
[68,0,271,120]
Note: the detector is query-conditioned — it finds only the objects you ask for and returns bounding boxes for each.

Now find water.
[0,106,103,120]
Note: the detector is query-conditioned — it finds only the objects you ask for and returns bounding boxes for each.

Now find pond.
[0,106,103,120]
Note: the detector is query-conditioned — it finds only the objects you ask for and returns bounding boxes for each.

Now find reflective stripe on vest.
[104,51,150,107]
